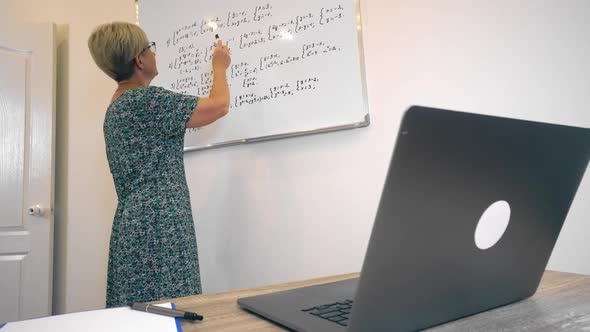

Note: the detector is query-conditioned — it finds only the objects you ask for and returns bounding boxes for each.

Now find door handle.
[27,204,44,217]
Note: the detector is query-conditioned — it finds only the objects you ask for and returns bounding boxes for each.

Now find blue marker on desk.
[130,302,203,321]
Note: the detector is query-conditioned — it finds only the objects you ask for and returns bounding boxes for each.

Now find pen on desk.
[129,302,204,321]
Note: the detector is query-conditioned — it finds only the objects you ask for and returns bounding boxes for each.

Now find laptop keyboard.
[301,299,354,327]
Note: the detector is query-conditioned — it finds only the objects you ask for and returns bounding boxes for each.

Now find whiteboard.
[138,0,369,151]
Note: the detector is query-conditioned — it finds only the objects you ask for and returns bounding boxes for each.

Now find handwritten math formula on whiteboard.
[139,0,369,151]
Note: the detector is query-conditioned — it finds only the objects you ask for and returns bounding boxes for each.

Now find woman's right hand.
[212,39,231,70]
[186,38,231,128]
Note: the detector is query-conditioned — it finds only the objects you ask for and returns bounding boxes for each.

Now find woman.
[88,22,231,307]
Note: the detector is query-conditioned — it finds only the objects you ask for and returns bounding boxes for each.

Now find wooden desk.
[160,271,590,331]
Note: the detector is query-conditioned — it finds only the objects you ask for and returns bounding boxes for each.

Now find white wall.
[2,0,589,315]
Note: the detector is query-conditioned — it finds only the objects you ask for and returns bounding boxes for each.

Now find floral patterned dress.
[103,86,201,307]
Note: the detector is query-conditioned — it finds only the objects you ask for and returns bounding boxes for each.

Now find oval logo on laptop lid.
[474,200,511,250]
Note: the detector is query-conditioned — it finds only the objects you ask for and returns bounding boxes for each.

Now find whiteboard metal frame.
[136,0,370,153]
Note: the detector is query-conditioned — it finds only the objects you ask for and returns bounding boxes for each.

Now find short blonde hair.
[88,22,149,82]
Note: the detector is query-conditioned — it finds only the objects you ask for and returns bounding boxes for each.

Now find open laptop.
[237,106,590,332]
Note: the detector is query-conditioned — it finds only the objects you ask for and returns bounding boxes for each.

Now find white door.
[0,23,56,323]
